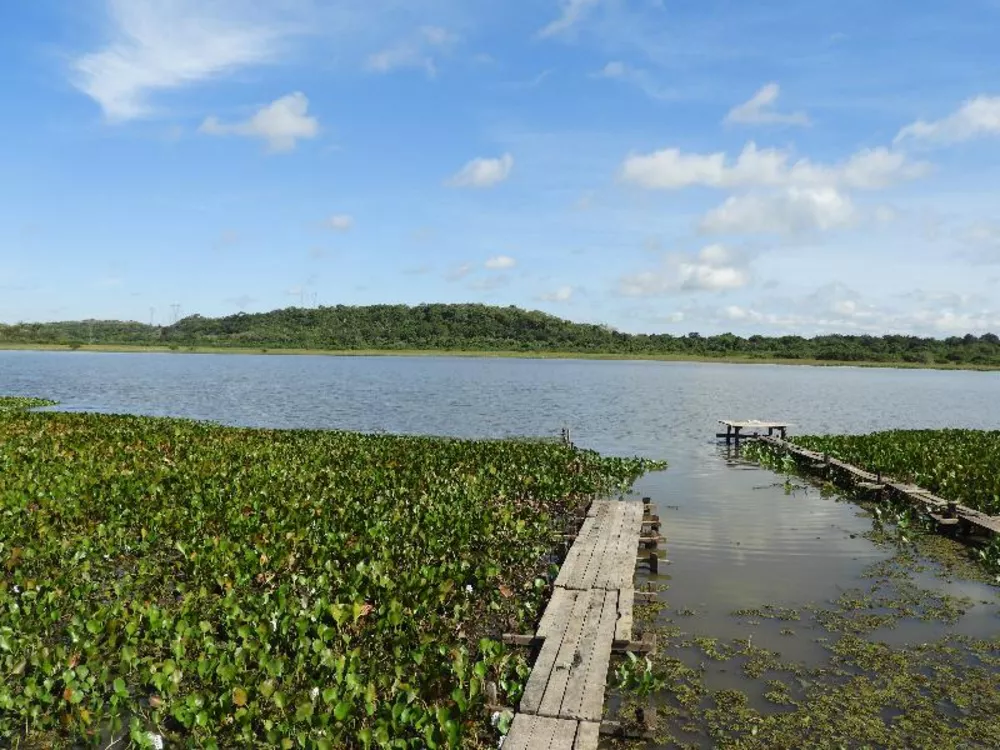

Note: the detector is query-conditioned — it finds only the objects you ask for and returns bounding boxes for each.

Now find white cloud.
[72,0,296,121]
[468,274,511,291]
[700,187,858,235]
[593,60,674,100]
[620,244,750,296]
[959,222,1000,263]
[199,92,319,152]
[446,263,474,281]
[485,255,517,270]
[895,95,1000,145]
[619,142,929,191]
[538,0,601,38]
[539,285,575,302]
[366,26,457,75]
[725,83,809,126]
[447,153,514,188]
[325,214,355,231]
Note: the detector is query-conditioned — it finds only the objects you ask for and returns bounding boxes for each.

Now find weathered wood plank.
[559,590,604,720]
[582,503,624,589]
[520,587,577,714]
[573,721,601,750]
[591,504,624,590]
[501,713,536,750]
[537,587,574,638]
[615,587,634,642]
[539,589,593,717]
[547,718,578,750]
[577,590,617,721]
[554,517,596,589]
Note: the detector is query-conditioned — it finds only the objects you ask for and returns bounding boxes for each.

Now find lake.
[2,350,998,744]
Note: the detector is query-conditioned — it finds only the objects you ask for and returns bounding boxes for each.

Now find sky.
[2,0,1000,337]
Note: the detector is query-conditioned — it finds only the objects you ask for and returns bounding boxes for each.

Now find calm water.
[2,350,998,738]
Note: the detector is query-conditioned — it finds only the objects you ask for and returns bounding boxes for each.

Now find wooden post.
[725,424,733,445]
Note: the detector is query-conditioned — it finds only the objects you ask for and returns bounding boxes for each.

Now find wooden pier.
[717,419,789,443]
[755,435,1000,537]
[503,499,658,749]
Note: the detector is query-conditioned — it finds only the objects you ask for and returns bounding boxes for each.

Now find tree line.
[3,303,1000,366]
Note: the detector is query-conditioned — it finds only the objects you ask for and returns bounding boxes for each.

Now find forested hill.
[3,303,1000,366]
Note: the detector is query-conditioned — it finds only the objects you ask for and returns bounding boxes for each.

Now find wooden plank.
[603,503,636,590]
[547,718,579,750]
[592,504,625,590]
[573,721,601,750]
[615,587,634,642]
[537,587,574,638]
[581,503,625,589]
[539,589,593,717]
[520,586,577,714]
[554,515,599,589]
[501,713,537,750]
[577,590,618,722]
[559,590,604,720]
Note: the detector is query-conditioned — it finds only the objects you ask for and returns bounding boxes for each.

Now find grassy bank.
[3,342,1000,372]
[0,402,662,747]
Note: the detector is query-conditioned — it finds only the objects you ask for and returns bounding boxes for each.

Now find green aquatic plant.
[0,396,57,412]
[792,429,1000,514]
[0,407,662,747]
[615,652,667,698]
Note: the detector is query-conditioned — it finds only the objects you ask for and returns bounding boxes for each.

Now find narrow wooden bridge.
[502,500,659,749]
[755,435,1000,536]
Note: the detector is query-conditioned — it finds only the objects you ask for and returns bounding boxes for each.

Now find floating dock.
[503,499,660,749]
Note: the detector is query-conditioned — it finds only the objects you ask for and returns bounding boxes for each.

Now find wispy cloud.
[200,92,319,152]
[620,244,751,296]
[619,142,929,191]
[485,255,516,270]
[447,153,514,188]
[725,83,810,126]
[895,95,1000,145]
[325,214,355,231]
[539,285,574,302]
[72,0,299,121]
[594,61,675,100]
[366,26,457,76]
[537,0,601,39]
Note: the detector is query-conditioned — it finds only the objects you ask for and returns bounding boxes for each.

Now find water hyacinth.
[790,429,1000,514]
[0,404,662,747]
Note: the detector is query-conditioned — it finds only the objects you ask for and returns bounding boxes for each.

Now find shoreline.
[1,342,999,372]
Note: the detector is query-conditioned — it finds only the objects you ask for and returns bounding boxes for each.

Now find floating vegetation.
[0,396,57,412]
[0,406,661,747]
[791,429,1000,514]
[613,499,1000,750]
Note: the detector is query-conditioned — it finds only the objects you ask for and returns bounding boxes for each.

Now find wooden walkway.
[505,500,649,749]
[756,436,1000,536]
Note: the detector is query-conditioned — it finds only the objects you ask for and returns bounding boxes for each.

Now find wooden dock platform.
[756,435,1000,537]
[505,500,651,748]
[718,419,790,443]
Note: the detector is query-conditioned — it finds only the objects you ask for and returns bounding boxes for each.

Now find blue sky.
[3,0,1000,336]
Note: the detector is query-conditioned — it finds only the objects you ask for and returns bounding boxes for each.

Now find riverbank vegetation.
[4,303,1000,369]
[0,404,661,747]
[789,430,1000,515]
